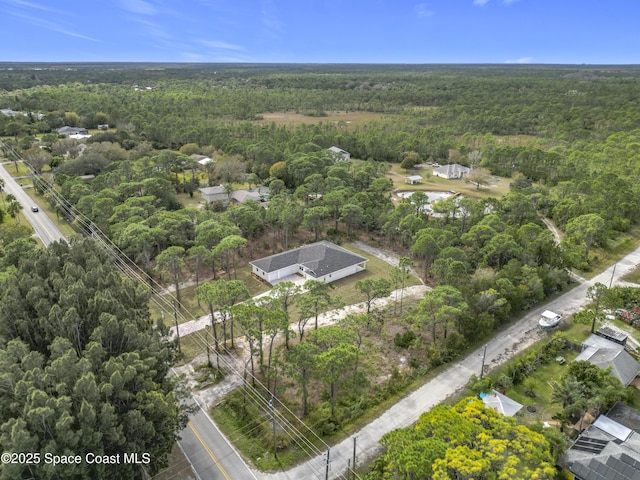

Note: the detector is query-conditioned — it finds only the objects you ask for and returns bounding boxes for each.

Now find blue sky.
[1,0,638,64]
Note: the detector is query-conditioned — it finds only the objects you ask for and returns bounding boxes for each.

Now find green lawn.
[328,243,421,304]
[506,349,580,423]
[622,265,640,284]
[469,317,639,426]
[4,160,32,177]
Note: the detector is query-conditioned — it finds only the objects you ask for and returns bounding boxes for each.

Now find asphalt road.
[0,162,66,246]
[179,399,259,480]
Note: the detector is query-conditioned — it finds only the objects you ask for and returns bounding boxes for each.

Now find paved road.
[179,399,259,480]
[261,245,640,480]
[0,162,66,246]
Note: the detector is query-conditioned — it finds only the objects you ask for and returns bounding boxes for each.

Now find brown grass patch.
[255,110,387,127]
[388,163,511,199]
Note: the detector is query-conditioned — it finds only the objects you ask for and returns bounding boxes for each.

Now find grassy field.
[2,159,31,177]
[578,227,640,279]
[622,265,640,284]
[388,163,511,199]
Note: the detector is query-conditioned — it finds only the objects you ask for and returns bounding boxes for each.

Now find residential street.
[0,161,66,246]
[178,399,259,480]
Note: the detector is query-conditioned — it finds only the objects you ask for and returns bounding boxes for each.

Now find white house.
[328,146,351,162]
[191,154,213,166]
[250,241,367,285]
[481,390,523,417]
[404,175,423,185]
[433,164,470,179]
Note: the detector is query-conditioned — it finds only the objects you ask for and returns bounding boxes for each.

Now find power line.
[6,146,336,479]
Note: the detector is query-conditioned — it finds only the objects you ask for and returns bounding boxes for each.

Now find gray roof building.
[200,186,269,205]
[57,126,89,136]
[575,334,640,386]
[250,241,367,284]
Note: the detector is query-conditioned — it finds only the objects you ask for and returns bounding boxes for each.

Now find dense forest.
[1,63,640,476]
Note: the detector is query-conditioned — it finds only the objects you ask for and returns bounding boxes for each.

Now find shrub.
[394,330,416,349]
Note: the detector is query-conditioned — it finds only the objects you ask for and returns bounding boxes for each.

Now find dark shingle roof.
[572,452,640,480]
[250,241,367,278]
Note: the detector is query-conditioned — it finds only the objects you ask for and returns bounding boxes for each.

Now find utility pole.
[325,448,330,480]
[352,437,357,479]
[480,344,487,379]
[205,328,211,368]
[173,299,181,353]
[609,263,617,289]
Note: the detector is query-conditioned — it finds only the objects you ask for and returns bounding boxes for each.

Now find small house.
[191,154,213,166]
[328,146,351,162]
[200,186,269,206]
[250,241,367,285]
[57,126,89,136]
[404,175,423,185]
[575,334,640,386]
[481,390,523,417]
[433,164,470,179]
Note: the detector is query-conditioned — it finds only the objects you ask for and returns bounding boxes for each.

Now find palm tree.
[223,183,234,204]
[6,200,22,223]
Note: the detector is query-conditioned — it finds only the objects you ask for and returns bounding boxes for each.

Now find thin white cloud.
[199,40,245,51]
[5,0,53,11]
[119,0,157,15]
[505,57,533,64]
[503,0,519,4]
[260,0,284,35]
[126,16,172,40]
[10,11,97,41]
[415,3,435,17]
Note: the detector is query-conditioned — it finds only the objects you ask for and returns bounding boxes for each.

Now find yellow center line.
[189,421,232,480]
